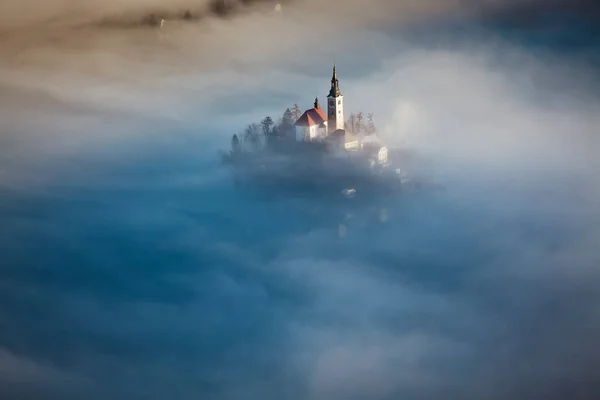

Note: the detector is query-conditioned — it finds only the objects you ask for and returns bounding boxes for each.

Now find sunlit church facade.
[294,64,344,141]
[294,65,388,165]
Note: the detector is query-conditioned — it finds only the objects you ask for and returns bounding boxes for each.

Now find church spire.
[328,63,342,98]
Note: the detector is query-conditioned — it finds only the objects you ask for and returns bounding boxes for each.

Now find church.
[294,65,388,165]
[294,64,344,141]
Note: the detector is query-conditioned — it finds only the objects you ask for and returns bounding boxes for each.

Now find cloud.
[1,1,600,399]
[371,48,600,171]
[0,348,94,399]
[1,0,597,147]
[267,173,600,399]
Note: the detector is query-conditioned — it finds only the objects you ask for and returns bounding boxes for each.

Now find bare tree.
[346,113,357,133]
[356,112,364,134]
[366,113,376,135]
[292,104,302,122]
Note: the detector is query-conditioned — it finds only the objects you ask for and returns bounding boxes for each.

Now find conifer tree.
[261,116,274,146]
[261,116,274,137]
[243,123,262,150]
[231,134,240,153]
[282,108,294,125]
[281,108,294,137]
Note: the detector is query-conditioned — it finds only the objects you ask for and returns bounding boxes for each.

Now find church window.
[338,100,341,105]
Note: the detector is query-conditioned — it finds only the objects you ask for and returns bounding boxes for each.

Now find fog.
[1,0,600,399]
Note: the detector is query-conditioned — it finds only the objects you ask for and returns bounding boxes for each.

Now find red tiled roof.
[314,105,327,121]
[295,106,328,127]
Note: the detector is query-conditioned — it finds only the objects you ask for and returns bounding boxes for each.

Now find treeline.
[231,105,378,153]
[231,104,301,152]
[345,112,377,135]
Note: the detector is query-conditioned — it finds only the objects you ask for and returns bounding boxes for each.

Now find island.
[221,64,411,200]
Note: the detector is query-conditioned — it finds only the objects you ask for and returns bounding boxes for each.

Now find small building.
[360,133,383,149]
[361,142,388,166]
[325,129,360,154]
[344,132,360,151]
[294,98,328,141]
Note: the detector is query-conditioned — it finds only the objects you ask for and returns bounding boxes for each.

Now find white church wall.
[328,95,344,132]
[295,125,329,141]
[295,124,328,141]
[378,147,388,164]
[344,140,359,150]
[295,126,308,141]
[335,96,344,131]
[318,121,328,139]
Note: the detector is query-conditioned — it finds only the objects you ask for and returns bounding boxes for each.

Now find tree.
[271,123,280,138]
[345,111,376,134]
[231,134,240,153]
[282,108,294,125]
[346,113,357,133]
[261,116,274,137]
[280,108,294,137]
[243,123,262,151]
[261,116,275,147]
[366,113,376,135]
[356,112,364,134]
[292,104,302,122]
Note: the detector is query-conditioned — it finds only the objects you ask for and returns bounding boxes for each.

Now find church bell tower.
[327,64,344,134]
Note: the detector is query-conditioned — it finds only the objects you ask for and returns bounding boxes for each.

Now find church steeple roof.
[328,63,342,98]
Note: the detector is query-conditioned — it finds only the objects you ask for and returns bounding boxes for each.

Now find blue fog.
[1,9,600,400]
